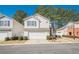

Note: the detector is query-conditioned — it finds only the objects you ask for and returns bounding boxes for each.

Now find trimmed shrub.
[5,37,10,41]
[19,36,23,40]
[23,36,29,40]
[11,37,15,40]
[10,36,19,40]
[14,36,18,40]
[47,36,53,40]
[47,36,57,40]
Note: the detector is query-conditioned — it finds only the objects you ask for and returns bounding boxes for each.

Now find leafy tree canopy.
[35,5,79,28]
[13,10,28,24]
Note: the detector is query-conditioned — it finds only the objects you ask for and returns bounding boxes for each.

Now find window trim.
[0,21,10,26]
[27,21,37,27]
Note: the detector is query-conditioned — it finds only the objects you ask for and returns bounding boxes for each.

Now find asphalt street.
[0,44,79,54]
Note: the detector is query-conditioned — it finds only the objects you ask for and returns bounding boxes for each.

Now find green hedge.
[47,36,53,40]
[5,37,10,41]
[47,36,57,40]
[5,36,29,41]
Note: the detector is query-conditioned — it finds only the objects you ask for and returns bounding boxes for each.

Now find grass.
[0,40,26,44]
[1,37,79,44]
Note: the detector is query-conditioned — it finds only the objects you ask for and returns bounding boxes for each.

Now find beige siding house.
[12,20,24,37]
[24,14,50,40]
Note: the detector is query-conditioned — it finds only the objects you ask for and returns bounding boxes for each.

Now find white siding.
[0,17,13,29]
[40,20,49,28]
[0,16,13,41]
[7,31,12,37]
[24,14,50,29]
[24,31,28,37]
[34,14,49,28]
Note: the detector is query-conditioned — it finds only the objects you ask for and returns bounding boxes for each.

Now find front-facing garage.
[24,31,49,40]
[0,31,12,41]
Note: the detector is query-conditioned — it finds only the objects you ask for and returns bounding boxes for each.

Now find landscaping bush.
[5,37,10,41]
[47,36,57,40]
[5,36,28,41]
[10,37,13,40]
[47,36,53,40]
[19,36,23,40]
[23,36,29,40]
[10,36,18,40]
[14,36,18,40]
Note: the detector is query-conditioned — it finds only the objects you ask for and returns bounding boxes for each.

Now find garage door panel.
[0,31,12,40]
[29,32,48,40]
[0,33,7,40]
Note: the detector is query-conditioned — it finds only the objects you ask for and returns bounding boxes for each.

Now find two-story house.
[0,14,24,41]
[0,14,50,41]
[0,14,13,40]
[23,14,50,40]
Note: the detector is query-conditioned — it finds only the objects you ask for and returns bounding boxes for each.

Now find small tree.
[13,10,28,24]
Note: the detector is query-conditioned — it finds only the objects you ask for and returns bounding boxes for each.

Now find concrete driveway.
[25,37,79,44]
[0,43,79,54]
[25,39,52,44]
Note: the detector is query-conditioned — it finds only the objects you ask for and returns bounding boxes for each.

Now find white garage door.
[29,32,48,40]
[0,32,8,40]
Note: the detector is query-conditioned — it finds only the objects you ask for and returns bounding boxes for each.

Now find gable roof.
[57,21,79,31]
[23,13,50,21]
[0,13,13,20]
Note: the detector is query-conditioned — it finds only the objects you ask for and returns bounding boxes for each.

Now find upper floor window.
[0,21,10,26]
[27,21,37,26]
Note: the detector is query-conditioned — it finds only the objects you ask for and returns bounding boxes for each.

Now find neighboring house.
[56,21,79,37]
[0,14,24,41]
[0,14,13,40]
[56,23,69,37]
[67,21,79,37]
[23,14,50,40]
[12,20,24,37]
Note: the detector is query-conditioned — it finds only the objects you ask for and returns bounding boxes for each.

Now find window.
[27,21,36,26]
[0,21,4,26]
[77,32,79,35]
[0,21,1,26]
[0,21,10,26]
[69,32,72,35]
[7,21,10,26]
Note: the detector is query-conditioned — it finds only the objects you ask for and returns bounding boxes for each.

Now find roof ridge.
[23,13,50,21]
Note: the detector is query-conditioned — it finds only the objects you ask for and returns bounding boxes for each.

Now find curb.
[0,42,79,46]
[0,43,26,46]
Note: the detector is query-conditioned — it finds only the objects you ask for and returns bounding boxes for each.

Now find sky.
[0,5,79,17]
